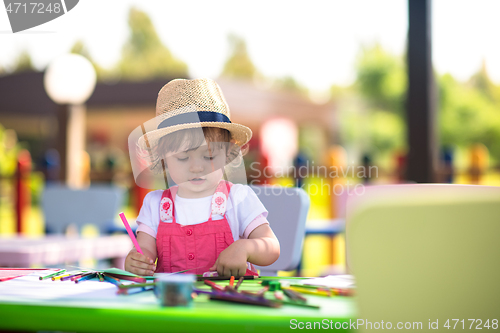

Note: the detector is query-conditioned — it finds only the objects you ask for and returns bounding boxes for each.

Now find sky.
[1,0,500,92]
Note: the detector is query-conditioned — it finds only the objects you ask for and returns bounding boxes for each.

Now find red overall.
[155,181,257,275]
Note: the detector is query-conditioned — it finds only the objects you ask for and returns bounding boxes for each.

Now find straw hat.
[138,78,252,151]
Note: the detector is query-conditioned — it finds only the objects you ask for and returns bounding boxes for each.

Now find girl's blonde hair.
[140,127,247,175]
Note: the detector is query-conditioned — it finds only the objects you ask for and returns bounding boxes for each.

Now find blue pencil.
[74,273,97,283]
[102,273,122,286]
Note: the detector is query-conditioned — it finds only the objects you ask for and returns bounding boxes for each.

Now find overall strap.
[209,180,233,221]
[160,186,178,223]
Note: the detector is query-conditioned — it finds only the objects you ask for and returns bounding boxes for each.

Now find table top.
[0,274,357,332]
[0,235,133,267]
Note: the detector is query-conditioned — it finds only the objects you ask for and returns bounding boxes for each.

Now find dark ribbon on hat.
[158,111,231,129]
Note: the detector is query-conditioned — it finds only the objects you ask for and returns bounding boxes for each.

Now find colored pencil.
[117,282,156,290]
[282,288,307,302]
[196,275,257,281]
[75,273,97,283]
[52,273,71,281]
[256,286,269,297]
[39,269,66,280]
[117,286,154,295]
[97,272,105,282]
[71,271,94,281]
[234,276,244,290]
[102,273,122,286]
[60,271,88,281]
[288,286,332,297]
[229,276,235,287]
[119,212,143,255]
[102,272,146,283]
[193,288,281,308]
[204,279,225,292]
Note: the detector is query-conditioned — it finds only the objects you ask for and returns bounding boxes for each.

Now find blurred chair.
[42,185,125,234]
[251,185,310,276]
[346,184,500,330]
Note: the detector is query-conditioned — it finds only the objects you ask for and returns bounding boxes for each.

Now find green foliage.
[273,76,309,96]
[335,44,407,160]
[12,50,35,73]
[116,7,188,81]
[221,34,258,80]
[336,44,500,164]
[355,44,407,115]
[70,40,108,80]
[439,74,500,161]
[369,110,406,152]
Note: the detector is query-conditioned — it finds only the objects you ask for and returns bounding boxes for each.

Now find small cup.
[155,274,195,307]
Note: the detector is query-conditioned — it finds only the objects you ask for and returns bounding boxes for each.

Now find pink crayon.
[119,212,143,255]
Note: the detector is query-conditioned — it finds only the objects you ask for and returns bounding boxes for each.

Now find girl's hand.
[209,241,248,276]
[124,249,156,276]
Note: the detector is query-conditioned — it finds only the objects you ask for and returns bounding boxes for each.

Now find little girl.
[125,78,280,276]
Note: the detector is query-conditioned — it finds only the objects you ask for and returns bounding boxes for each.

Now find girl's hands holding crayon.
[209,241,248,277]
[125,249,156,276]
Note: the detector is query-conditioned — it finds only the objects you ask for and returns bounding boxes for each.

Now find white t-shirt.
[136,184,268,242]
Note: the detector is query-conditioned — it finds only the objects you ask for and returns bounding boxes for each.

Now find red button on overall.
[188,253,195,260]
[186,229,193,236]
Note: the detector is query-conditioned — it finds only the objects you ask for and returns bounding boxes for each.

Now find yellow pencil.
[52,273,71,281]
[286,286,331,297]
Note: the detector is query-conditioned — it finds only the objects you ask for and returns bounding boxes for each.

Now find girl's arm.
[210,224,280,276]
[124,232,157,276]
[245,224,281,265]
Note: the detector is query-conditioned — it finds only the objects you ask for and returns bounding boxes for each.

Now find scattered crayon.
[229,276,234,287]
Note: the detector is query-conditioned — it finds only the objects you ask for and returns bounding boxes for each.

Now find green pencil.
[39,269,66,280]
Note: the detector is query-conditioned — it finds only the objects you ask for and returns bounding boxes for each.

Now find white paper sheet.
[298,274,355,289]
[0,273,118,300]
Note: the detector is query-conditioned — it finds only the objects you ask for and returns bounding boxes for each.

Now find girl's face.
[165,143,226,198]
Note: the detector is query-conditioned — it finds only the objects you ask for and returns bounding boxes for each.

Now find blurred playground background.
[1,1,500,276]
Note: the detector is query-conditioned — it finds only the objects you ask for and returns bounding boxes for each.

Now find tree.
[355,44,406,116]
[335,45,407,161]
[273,76,309,96]
[220,34,258,80]
[468,59,500,103]
[439,73,500,161]
[70,40,108,80]
[116,7,188,81]
[12,50,35,73]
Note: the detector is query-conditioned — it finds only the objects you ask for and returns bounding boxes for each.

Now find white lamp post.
[44,54,96,188]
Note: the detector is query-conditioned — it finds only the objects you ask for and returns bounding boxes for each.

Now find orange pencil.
[229,276,235,287]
